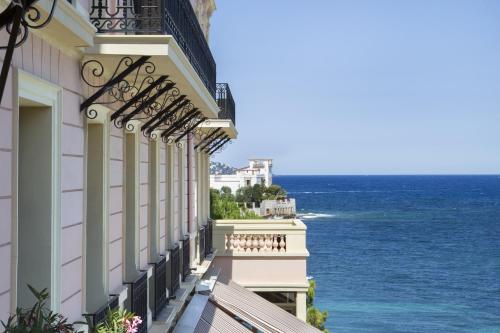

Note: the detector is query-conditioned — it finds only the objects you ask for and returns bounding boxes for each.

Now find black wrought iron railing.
[86,296,119,327]
[205,219,213,255]
[89,0,216,97]
[170,244,180,294]
[216,83,235,125]
[125,272,148,333]
[151,255,167,320]
[182,236,190,281]
[199,225,206,260]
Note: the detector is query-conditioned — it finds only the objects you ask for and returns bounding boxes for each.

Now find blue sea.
[273,175,500,333]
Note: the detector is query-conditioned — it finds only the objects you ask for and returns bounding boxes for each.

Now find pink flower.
[132,316,142,326]
[123,316,142,333]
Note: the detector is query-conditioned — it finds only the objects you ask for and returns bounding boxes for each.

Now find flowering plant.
[1,285,75,333]
[90,309,141,333]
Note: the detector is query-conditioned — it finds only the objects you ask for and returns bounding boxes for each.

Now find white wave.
[297,212,335,219]
[288,191,330,194]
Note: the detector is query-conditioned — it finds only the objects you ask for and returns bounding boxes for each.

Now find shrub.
[85,308,141,333]
[1,286,75,333]
[306,279,329,333]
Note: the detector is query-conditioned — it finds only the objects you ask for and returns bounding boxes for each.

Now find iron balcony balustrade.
[89,0,216,98]
[125,271,148,333]
[205,219,213,255]
[199,225,206,260]
[85,296,119,326]
[150,255,168,320]
[182,235,190,281]
[169,244,180,295]
[216,83,236,125]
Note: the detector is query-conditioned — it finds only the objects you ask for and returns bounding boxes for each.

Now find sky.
[209,0,500,175]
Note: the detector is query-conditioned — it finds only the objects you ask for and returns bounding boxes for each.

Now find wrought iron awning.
[80,55,207,143]
[0,0,58,105]
[207,136,231,155]
[192,126,231,155]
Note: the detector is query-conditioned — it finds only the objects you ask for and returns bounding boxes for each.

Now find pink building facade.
[0,0,231,330]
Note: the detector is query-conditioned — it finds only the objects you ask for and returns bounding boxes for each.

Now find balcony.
[216,83,236,125]
[212,219,308,289]
[89,0,216,97]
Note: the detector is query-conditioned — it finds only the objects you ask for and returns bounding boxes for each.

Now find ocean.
[273,175,500,333]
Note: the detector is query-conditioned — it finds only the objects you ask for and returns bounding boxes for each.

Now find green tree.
[251,184,264,202]
[220,186,232,196]
[307,307,329,333]
[307,279,316,307]
[263,184,287,200]
[210,188,262,220]
[235,186,253,203]
[306,279,329,333]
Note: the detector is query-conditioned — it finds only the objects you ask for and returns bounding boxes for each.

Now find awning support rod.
[110,75,168,121]
[142,97,188,133]
[119,82,176,125]
[194,128,221,150]
[199,132,226,152]
[161,110,201,138]
[174,117,208,143]
[208,137,231,155]
[80,56,151,111]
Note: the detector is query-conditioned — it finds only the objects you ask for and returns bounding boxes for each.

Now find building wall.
[0,29,86,322]
[109,123,124,293]
[0,34,207,327]
[190,0,217,41]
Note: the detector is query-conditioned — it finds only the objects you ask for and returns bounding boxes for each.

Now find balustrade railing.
[86,296,119,326]
[151,255,167,320]
[214,219,307,256]
[182,236,190,281]
[224,234,287,253]
[216,83,236,125]
[170,244,180,294]
[89,0,216,97]
[199,225,206,260]
[205,219,213,255]
[125,272,148,333]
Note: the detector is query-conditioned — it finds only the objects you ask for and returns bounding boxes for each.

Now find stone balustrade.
[224,234,287,253]
[213,219,308,256]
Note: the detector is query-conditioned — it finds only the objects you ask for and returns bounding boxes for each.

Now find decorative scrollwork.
[125,121,135,132]
[0,0,58,105]
[85,108,99,120]
[113,117,124,129]
[110,78,180,129]
[81,56,157,107]
[0,0,58,50]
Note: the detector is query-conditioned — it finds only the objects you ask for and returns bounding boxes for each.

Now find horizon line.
[273,173,500,177]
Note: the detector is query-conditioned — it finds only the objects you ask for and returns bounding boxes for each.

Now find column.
[296,291,307,322]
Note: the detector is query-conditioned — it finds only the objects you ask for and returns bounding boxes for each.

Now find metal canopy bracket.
[116,81,176,128]
[110,75,168,121]
[161,109,201,139]
[174,117,207,143]
[194,128,221,150]
[199,132,226,152]
[142,97,189,134]
[208,137,231,155]
[81,56,151,112]
[205,135,228,153]
[0,0,58,105]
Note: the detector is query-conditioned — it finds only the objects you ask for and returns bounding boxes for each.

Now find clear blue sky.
[209,0,500,175]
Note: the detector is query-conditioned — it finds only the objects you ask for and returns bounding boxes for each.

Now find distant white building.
[260,198,296,217]
[210,158,273,193]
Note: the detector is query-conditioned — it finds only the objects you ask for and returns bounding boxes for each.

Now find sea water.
[273,175,500,333]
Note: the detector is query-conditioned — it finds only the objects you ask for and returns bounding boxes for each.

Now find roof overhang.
[198,119,238,139]
[83,35,219,120]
